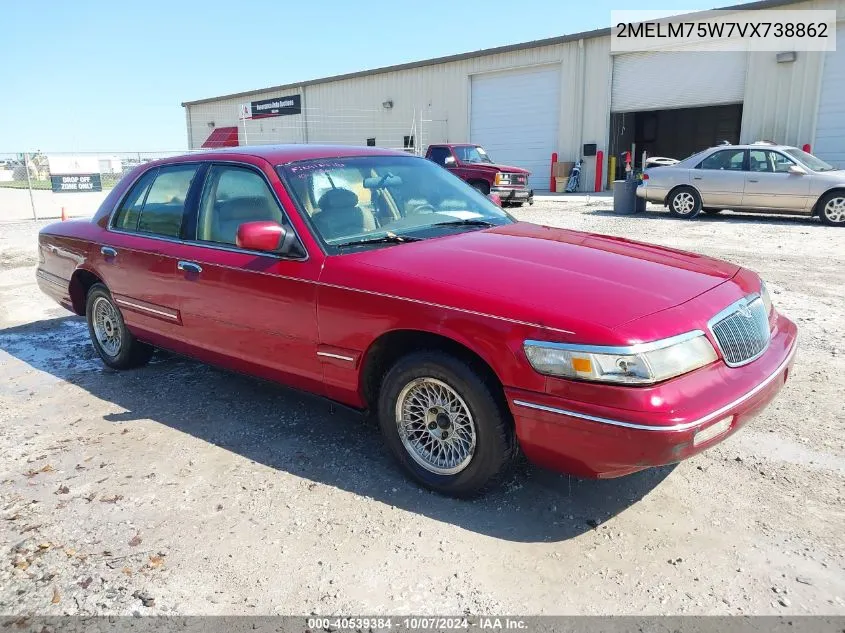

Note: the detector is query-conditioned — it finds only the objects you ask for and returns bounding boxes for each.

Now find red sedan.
[36,145,798,496]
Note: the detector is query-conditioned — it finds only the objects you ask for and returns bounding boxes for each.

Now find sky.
[0,0,759,153]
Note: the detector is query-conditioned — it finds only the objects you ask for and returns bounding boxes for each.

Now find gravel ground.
[0,199,843,617]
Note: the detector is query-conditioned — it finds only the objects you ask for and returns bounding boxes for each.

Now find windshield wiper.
[431,218,497,228]
[334,232,423,249]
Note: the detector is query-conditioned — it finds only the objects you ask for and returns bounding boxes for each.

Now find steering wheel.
[409,202,436,215]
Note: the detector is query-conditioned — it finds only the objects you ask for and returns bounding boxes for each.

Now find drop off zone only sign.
[47,155,103,193]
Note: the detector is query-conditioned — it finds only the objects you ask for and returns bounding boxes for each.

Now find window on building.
[136,165,199,238]
[366,138,376,147]
[403,135,415,151]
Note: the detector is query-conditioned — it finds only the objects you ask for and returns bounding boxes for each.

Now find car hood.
[326,222,740,336]
[467,162,529,175]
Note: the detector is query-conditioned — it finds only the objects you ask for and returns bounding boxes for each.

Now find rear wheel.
[86,284,153,369]
[377,351,515,497]
[818,191,845,226]
[668,187,702,219]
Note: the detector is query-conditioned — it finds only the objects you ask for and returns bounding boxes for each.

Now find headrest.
[318,188,358,210]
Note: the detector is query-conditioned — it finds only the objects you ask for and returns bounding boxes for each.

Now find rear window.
[112,169,157,231]
[136,165,199,238]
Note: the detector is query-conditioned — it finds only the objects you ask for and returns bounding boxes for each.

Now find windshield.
[453,145,494,164]
[783,148,836,172]
[279,155,512,250]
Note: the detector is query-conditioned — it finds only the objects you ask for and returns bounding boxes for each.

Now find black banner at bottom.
[1,616,843,633]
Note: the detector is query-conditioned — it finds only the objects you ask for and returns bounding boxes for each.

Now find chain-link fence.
[0,151,191,222]
[187,103,449,154]
[0,106,450,222]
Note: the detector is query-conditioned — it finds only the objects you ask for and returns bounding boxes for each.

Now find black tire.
[817,191,845,226]
[471,180,490,195]
[702,208,723,215]
[667,186,702,219]
[85,284,153,369]
[377,351,515,497]
[506,202,524,208]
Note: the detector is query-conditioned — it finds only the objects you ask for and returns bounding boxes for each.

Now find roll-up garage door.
[611,51,748,112]
[470,65,561,190]
[814,24,845,169]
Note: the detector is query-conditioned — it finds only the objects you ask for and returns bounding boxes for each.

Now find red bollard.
[802,143,811,153]
[550,152,558,192]
[595,150,603,193]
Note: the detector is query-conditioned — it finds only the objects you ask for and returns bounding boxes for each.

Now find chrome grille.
[710,296,770,366]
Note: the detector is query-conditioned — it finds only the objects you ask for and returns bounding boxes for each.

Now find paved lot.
[0,200,843,616]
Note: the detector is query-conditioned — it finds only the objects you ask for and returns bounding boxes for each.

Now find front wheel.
[86,284,153,369]
[377,351,515,497]
[818,191,845,226]
[668,187,702,219]
[471,181,490,195]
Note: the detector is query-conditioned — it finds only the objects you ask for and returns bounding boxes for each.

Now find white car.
[637,143,845,226]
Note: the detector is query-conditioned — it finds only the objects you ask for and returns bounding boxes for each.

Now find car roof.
[158,144,412,166]
[708,143,797,151]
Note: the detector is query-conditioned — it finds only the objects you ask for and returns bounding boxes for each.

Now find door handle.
[693,176,702,180]
[101,246,117,258]
[748,179,759,183]
[177,261,202,274]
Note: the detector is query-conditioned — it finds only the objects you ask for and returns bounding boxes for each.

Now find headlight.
[760,280,773,315]
[524,331,718,385]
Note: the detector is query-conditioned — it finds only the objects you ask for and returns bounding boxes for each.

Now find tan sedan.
[637,143,845,226]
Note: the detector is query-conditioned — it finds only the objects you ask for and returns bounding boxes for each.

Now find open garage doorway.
[609,103,742,180]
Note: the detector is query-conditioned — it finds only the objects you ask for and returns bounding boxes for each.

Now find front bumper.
[492,186,534,205]
[506,313,798,478]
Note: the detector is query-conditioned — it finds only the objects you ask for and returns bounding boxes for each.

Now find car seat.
[210,196,281,244]
[312,188,376,240]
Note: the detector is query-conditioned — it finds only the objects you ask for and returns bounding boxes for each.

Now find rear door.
[169,161,324,394]
[743,149,812,212]
[103,163,204,343]
[692,148,747,208]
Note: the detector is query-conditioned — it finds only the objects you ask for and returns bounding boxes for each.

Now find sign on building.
[250,94,302,118]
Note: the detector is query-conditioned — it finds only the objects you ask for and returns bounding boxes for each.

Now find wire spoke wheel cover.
[673,192,695,215]
[823,196,845,223]
[92,296,122,357]
[395,377,477,475]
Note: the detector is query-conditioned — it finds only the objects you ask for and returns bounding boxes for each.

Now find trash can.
[613,179,636,214]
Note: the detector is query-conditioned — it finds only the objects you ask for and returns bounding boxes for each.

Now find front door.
[744,149,812,212]
[171,162,324,394]
[692,148,747,209]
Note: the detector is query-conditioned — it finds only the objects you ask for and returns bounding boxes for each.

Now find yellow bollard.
[608,156,617,189]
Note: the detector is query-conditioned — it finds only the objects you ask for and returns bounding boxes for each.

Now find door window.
[428,147,453,166]
[112,168,158,231]
[749,150,771,173]
[698,149,746,171]
[196,165,285,246]
[136,165,199,238]
[769,151,797,173]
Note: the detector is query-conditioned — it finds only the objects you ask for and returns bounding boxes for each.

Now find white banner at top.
[610,9,837,53]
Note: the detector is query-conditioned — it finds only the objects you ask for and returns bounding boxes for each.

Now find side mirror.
[487,193,502,207]
[788,164,807,175]
[236,221,287,252]
[444,156,457,167]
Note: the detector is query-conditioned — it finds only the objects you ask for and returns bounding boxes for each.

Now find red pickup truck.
[425,144,533,207]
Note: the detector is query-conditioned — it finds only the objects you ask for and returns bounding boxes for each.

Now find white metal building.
[182,0,845,191]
